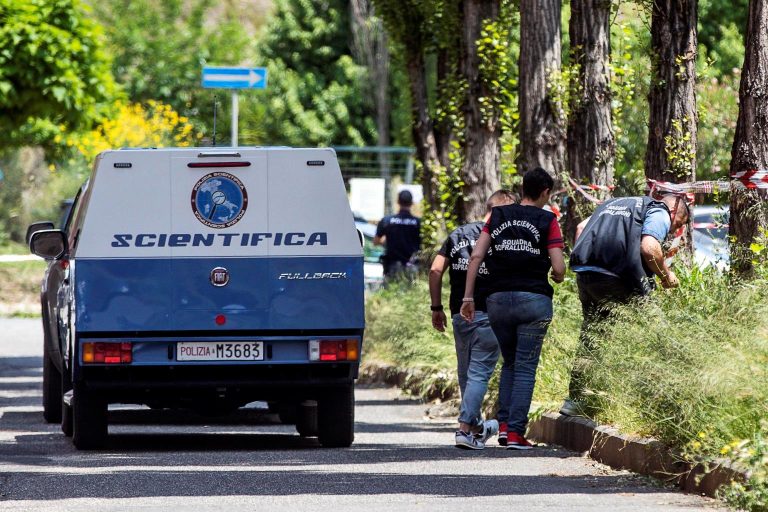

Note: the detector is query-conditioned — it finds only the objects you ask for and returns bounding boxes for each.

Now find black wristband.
[430,304,444,312]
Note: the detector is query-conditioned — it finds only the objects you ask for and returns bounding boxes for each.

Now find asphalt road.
[0,318,720,511]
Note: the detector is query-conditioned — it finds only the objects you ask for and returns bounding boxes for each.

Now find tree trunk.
[730,0,768,276]
[460,0,502,222]
[565,0,615,244]
[349,0,393,211]
[406,51,442,215]
[518,0,566,182]
[645,0,698,183]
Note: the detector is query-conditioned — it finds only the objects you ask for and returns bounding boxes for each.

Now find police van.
[30,148,365,449]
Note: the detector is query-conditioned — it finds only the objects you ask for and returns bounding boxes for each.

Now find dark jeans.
[486,291,553,436]
[569,272,637,400]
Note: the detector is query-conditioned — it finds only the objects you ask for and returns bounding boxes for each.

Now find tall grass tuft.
[582,263,768,457]
[364,278,459,399]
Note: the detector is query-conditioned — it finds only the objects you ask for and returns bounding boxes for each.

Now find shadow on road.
[0,468,665,501]
[0,356,43,379]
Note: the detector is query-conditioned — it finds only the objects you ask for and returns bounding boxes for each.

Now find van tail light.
[308,339,359,362]
[82,342,133,364]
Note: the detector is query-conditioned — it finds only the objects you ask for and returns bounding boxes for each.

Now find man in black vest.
[461,168,566,449]
[428,190,515,448]
[562,193,690,416]
[374,190,421,281]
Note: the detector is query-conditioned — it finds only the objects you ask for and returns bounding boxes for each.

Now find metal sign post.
[231,91,239,148]
[202,66,268,147]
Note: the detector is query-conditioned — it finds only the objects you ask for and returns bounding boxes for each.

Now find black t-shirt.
[376,210,421,268]
[483,204,558,298]
[437,222,492,315]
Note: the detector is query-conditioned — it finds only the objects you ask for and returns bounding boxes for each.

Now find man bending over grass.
[429,190,515,449]
[563,192,690,416]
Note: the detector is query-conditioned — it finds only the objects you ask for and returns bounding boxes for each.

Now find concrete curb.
[359,360,745,498]
[527,412,745,498]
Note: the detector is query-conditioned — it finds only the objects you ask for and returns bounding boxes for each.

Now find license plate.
[177,341,264,361]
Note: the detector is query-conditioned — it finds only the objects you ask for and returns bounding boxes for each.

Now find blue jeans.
[454,313,514,423]
[452,312,499,426]
[496,354,514,423]
[487,291,552,435]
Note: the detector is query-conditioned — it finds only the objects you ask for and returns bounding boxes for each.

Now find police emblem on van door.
[210,267,230,287]
[191,172,248,229]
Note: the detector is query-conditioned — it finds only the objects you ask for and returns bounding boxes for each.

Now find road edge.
[360,360,746,499]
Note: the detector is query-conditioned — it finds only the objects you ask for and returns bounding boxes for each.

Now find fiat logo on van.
[210,267,230,287]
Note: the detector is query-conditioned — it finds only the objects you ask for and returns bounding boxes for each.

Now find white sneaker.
[475,419,499,445]
[455,430,485,450]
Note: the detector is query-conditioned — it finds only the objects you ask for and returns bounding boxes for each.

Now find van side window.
[66,183,89,251]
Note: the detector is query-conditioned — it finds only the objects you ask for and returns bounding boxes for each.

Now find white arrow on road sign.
[201,67,268,89]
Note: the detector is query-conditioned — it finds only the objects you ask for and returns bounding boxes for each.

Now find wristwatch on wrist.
[430,304,444,312]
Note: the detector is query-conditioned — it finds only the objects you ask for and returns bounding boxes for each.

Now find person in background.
[562,193,690,417]
[461,168,566,450]
[429,190,516,449]
[374,190,421,282]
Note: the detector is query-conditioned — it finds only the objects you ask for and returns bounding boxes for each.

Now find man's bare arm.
[428,254,450,330]
[549,247,566,283]
[640,235,678,288]
[575,216,591,242]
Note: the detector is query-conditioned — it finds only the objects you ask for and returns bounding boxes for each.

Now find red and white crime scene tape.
[731,169,768,189]
[568,169,768,206]
[567,177,608,205]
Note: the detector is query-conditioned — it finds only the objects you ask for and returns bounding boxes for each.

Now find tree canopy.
[257,0,377,146]
[0,0,116,145]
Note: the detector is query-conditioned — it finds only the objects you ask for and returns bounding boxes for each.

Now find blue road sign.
[202,67,268,89]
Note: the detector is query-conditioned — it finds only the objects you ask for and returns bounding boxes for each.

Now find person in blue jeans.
[461,168,566,450]
[429,190,515,449]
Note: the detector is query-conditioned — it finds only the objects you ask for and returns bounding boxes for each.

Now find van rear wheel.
[317,384,354,447]
[72,383,107,450]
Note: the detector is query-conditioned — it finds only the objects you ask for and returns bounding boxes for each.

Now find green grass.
[0,241,31,255]
[581,265,768,454]
[365,268,768,473]
[364,278,460,398]
[0,259,46,316]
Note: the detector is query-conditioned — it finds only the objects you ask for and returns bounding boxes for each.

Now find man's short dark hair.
[523,167,554,200]
[398,190,413,206]
[486,189,515,213]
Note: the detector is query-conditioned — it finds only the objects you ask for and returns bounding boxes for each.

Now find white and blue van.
[30,148,365,449]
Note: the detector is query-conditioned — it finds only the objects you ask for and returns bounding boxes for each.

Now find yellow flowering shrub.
[67,101,200,162]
